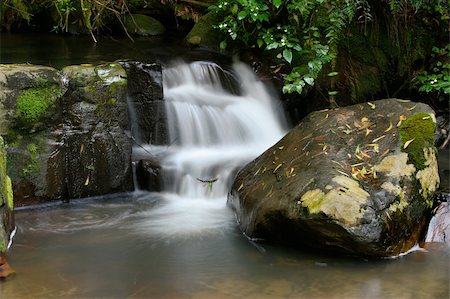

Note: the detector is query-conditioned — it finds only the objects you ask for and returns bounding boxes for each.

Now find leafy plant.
[415,45,450,102]
[210,0,448,103]
[210,0,371,100]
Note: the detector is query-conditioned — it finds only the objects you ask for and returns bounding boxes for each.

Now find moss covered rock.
[0,64,62,134]
[1,62,133,205]
[0,136,14,274]
[185,12,224,48]
[229,99,439,257]
[123,14,165,36]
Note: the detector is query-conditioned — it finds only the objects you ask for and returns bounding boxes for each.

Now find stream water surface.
[1,34,449,299]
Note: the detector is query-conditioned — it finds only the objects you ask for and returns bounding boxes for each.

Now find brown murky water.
[1,193,449,299]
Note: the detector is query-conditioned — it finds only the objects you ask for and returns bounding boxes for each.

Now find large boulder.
[230,99,440,257]
[0,136,14,279]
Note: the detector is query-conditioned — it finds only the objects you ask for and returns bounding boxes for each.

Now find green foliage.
[210,0,449,98]
[210,0,370,95]
[415,45,450,102]
[22,143,40,178]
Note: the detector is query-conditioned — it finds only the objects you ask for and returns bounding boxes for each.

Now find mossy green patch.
[15,85,60,126]
[6,176,13,210]
[399,112,435,171]
[22,143,40,178]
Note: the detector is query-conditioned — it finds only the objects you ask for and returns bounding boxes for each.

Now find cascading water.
[135,61,287,237]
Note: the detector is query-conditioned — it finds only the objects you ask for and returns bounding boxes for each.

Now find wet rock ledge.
[0,62,165,206]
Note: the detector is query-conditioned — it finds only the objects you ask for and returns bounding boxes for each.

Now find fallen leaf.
[372,135,386,143]
[237,183,244,192]
[273,163,283,173]
[422,116,431,120]
[336,170,349,177]
[397,115,407,127]
[385,121,393,132]
[396,99,411,103]
[367,102,376,109]
[84,176,90,186]
[403,138,415,149]
[407,105,417,111]
[365,128,373,136]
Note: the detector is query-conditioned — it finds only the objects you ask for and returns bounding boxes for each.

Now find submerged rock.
[230,99,439,257]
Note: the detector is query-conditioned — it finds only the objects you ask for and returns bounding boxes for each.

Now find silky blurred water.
[1,193,449,298]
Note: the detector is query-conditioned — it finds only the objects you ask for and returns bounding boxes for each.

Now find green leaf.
[220,40,227,50]
[327,71,339,77]
[304,77,314,85]
[237,11,248,20]
[231,4,238,14]
[272,0,282,9]
[283,48,293,63]
[328,91,338,96]
[257,39,264,47]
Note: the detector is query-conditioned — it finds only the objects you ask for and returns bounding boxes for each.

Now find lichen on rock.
[300,176,369,226]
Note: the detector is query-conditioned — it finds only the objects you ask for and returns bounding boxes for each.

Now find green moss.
[16,85,60,126]
[6,176,13,210]
[399,113,436,171]
[22,143,40,177]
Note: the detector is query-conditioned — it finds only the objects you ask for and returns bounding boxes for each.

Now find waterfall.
[135,61,287,237]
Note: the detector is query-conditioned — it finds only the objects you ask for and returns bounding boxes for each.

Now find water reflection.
[1,193,449,298]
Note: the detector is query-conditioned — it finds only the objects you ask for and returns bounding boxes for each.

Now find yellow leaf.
[80,143,85,154]
[396,99,411,103]
[278,146,284,150]
[351,172,360,180]
[365,128,373,136]
[385,121,393,132]
[403,138,415,149]
[361,151,371,158]
[336,170,349,177]
[372,135,386,143]
[422,116,431,120]
[273,163,283,173]
[407,105,417,111]
[84,176,90,186]
[351,162,365,167]
[367,102,376,109]
[397,115,407,127]
[237,183,244,192]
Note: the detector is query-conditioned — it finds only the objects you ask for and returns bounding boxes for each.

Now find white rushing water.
[137,61,287,238]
